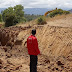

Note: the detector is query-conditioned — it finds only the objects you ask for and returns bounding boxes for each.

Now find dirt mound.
[46,14,72,28]
[0,14,72,72]
[0,26,31,46]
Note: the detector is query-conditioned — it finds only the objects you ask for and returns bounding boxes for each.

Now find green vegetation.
[14,5,25,23]
[37,16,47,25]
[5,14,16,27]
[0,7,71,27]
[24,14,41,22]
[2,5,26,27]
[0,14,2,22]
[49,9,70,18]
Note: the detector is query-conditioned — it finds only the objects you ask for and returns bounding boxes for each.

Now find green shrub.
[49,9,70,18]
[37,16,47,25]
[5,14,16,27]
[0,14,2,22]
[24,14,41,22]
[2,5,25,27]
[63,11,70,14]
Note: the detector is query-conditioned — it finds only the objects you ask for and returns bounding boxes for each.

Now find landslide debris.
[0,15,72,72]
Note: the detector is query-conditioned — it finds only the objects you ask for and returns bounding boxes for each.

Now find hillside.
[0,8,71,15]
[24,8,50,15]
[0,14,72,72]
[69,9,72,13]
[0,8,49,15]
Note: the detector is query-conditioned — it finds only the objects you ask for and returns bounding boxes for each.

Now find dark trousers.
[30,55,38,72]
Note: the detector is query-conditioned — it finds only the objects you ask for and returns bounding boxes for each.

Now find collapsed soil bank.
[0,25,72,59]
[0,23,72,72]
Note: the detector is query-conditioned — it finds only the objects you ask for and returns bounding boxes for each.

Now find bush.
[5,14,16,27]
[63,11,70,14]
[0,14,2,22]
[24,14,41,22]
[37,16,47,25]
[49,9,70,18]
[2,5,25,27]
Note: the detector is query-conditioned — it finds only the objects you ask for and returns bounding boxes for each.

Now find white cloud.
[0,0,21,8]
[0,0,72,10]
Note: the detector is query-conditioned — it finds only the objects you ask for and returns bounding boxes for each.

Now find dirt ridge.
[0,14,72,72]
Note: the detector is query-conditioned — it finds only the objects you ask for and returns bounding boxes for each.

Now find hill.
[24,8,50,15]
[0,8,71,15]
[0,8,50,15]
[69,9,72,13]
[0,14,72,72]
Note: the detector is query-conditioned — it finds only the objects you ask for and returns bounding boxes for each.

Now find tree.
[2,5,25,27]
[5,14,16,27]
[14,5,25,23]
[2,7,14,22]
[0,14,2,22]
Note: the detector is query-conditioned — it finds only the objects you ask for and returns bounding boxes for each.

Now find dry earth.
[0,14,72,72]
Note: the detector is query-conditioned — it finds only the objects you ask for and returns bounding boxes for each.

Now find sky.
[0,0,72,10]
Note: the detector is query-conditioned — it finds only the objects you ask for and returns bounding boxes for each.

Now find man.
[27,29,40,72]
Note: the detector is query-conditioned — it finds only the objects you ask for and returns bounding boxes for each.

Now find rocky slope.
[0,14,72,72]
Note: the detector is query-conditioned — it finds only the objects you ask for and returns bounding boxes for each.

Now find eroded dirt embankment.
[0,14,72,72]
[0,24,72,72]
[36,25,72,57]
[0,26,31,72]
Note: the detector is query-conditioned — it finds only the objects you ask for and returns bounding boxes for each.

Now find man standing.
[27,29,40,72]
